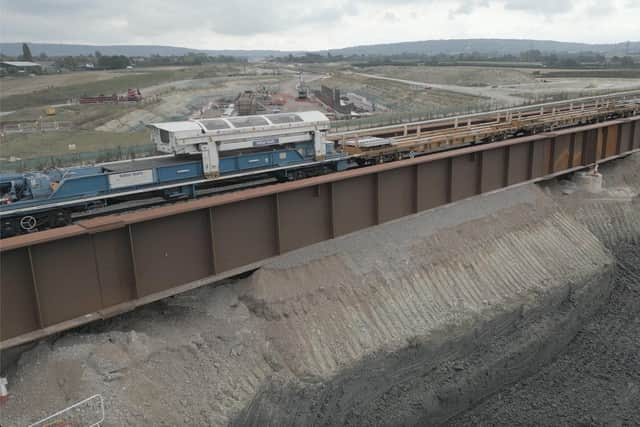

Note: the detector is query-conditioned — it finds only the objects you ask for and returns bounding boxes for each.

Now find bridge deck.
[1,113,639,350]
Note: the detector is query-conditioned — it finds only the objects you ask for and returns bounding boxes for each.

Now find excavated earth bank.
[1,154,638,426]
[450,154,640,426]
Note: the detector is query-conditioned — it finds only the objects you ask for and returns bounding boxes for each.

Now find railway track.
[34,97,640,229]
[1,94,639,350]
[333,92,640,161]
[3,92,639,237]
[328,90,640,142]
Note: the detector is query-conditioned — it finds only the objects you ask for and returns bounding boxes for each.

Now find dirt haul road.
[0,154,639,426]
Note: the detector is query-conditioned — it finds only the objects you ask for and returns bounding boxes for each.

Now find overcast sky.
[1,0,639,50]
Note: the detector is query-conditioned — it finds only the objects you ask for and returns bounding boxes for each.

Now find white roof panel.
[148,121,202,132]
[295,111,330,123]
[1,61,41,67]
[149,111,330,136]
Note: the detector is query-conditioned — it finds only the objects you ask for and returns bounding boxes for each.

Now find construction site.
[2,63,639,164]
[1,48,640,425]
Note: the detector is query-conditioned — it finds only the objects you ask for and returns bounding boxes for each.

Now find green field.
[317,72,488,113]
[0,130,150,158]
[0,64,242,111]
[0,103,151,130]
[538,69,640,78]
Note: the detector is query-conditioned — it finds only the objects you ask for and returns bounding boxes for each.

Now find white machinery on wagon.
[148,111,333,177]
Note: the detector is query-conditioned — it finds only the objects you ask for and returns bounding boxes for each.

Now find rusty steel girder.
[1,117,639,350]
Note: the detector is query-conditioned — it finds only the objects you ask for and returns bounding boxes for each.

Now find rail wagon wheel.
[19,215,37,232]
[50,210,72,228]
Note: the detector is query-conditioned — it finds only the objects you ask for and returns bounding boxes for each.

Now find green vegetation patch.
[537,69,640,79]
[0,130,150,158]
[318,72,488,113]
[0,65,233,111]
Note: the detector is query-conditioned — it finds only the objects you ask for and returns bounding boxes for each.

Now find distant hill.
[0,43,284,59]
[326,39,640,57]
[1,39,638,59]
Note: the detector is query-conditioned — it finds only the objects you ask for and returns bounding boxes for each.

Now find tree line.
[48,52,245,70]
[277,49,639,68]
[1,43,248,70]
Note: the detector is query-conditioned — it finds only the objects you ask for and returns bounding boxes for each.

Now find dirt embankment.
[1,155,638,426]
[231,196,615,425]
[449,154,640,426]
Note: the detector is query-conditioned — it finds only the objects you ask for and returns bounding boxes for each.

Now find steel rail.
[328,90,640,140]
[342,100,639,159]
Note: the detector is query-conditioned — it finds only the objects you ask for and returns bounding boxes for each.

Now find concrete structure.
[237,91,257,116]
[316,85,352,114]
[0,61,42,74]
[573,170,603,193]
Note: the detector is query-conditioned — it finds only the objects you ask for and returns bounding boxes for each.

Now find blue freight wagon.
[1,111,349,236]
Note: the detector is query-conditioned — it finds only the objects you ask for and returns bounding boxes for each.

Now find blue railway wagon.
[0,157,204,234]
[1,111,349,236]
